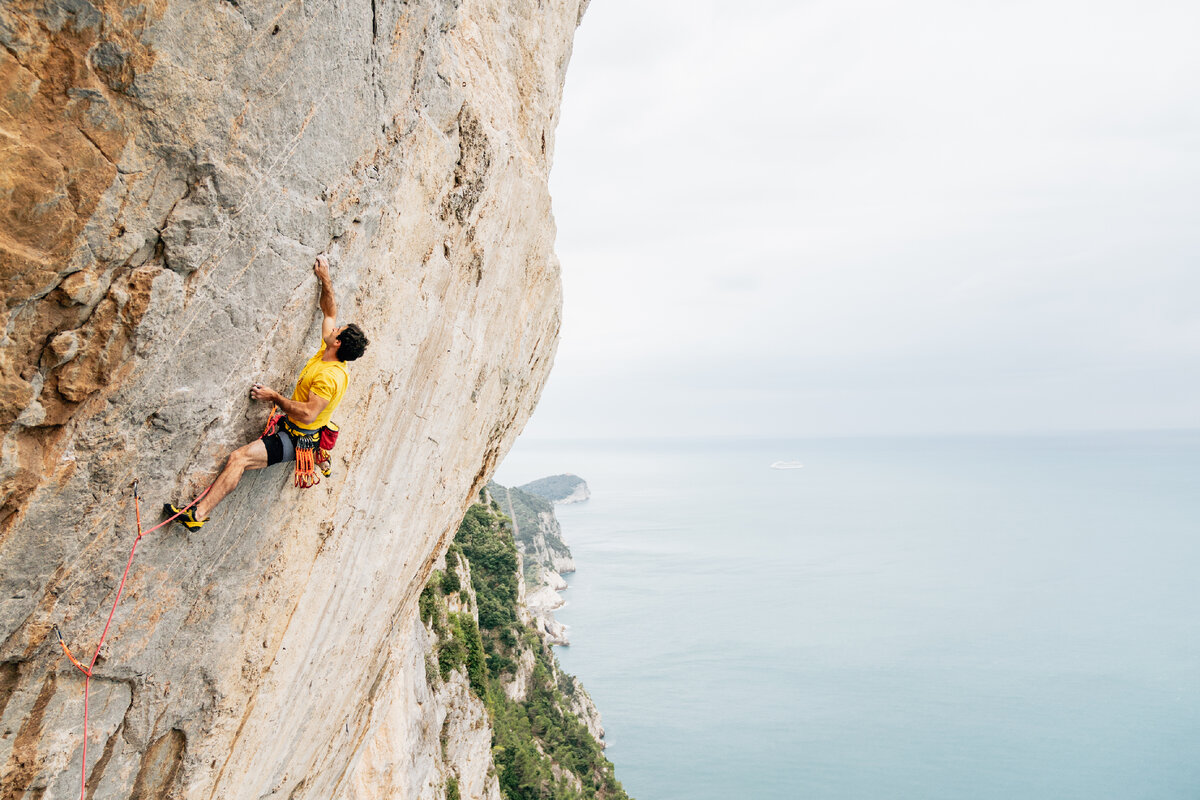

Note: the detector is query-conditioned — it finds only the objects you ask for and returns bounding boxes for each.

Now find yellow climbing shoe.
[163,502,207,531]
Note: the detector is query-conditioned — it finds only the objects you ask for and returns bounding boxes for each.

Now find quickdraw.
[262,406,284,438]
[281,417,321,488]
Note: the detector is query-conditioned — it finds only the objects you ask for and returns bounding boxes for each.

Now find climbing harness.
[264,406,338,487]
[55,480,210,800]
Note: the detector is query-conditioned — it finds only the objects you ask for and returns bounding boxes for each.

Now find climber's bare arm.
[251,384,329,427]
[314,256,337,339]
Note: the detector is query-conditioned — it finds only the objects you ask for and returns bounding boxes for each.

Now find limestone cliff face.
[0,1,586,797]
[348,551,498,800]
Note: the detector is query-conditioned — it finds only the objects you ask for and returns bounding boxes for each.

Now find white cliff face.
[535,511,578,576]
[562,675,607,752]
[526,580,570,646]
[347,615,500,800]
[350,550,497,800]
[0,1,587,798]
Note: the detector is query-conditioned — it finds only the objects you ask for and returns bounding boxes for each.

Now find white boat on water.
[770,460,804,470]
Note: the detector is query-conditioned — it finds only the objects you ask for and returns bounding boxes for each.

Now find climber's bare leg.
[195,439,268,519]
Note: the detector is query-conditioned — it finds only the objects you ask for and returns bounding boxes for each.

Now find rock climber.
[164,255,370,530]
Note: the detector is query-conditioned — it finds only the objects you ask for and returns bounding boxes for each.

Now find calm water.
[494,432,1200,800]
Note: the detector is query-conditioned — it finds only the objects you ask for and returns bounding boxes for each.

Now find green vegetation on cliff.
[421,499,629,800]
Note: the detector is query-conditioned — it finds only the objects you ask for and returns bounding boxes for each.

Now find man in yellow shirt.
[164,256,369,530]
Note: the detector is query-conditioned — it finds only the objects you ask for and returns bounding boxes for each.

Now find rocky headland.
[518,474,590,505]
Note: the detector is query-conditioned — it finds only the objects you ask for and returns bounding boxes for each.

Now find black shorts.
[261,430,296,466]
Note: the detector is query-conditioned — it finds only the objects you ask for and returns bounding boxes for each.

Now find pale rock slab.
[0,0,589,797]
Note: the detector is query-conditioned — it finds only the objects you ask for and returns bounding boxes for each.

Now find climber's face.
[326,324,347,353]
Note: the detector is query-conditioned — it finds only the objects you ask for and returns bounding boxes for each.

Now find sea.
[493,432,1200,800]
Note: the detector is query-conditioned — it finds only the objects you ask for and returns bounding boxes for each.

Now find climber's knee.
[230,439,269,471]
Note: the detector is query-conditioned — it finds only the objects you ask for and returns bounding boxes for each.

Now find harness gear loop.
[281,417,321,488]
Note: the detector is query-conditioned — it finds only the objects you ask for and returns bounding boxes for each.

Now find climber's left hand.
[250,384,278,403]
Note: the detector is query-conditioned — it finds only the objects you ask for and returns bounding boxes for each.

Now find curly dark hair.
[337,323,370,362]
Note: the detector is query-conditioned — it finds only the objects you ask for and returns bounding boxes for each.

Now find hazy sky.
[519,0,1200,439]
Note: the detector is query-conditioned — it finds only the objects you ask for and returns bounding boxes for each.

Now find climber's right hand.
[313,255,330,282]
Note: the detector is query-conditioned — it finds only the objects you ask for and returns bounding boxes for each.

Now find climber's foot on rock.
[163,502,207,531]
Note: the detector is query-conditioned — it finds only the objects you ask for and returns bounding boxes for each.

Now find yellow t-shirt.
[290,339,349,431]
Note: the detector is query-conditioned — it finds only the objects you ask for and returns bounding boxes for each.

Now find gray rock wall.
[0,0,586,797]
[348,602,499,800]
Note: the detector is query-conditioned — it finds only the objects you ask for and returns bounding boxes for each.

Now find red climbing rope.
[56,481,210,800]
